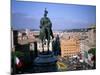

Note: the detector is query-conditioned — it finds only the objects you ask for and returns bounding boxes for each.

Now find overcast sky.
[11,0,96,30]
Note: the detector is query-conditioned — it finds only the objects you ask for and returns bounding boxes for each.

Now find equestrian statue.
[39,8,54,53]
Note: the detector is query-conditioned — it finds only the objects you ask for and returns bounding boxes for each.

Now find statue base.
[33,51,58,73]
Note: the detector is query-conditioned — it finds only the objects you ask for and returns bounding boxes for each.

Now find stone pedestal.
[33,52,58,73]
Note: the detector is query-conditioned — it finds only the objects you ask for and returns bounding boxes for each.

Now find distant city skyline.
[11,0,96,30]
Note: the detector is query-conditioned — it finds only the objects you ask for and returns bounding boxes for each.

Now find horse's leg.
[47,28,50,52]
[42,40,44,53]
[47,40,49,52]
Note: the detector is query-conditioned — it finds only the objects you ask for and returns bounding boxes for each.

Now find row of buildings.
[60,26,96,57]
[11,25,96,58]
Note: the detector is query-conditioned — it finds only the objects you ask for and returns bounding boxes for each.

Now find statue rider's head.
[44,8,48,17]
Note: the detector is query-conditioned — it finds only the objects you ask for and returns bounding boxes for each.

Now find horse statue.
[39,8,54,53]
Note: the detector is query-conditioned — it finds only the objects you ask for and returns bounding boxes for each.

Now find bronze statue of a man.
[40,8,54,39]
[39,8,54,52]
